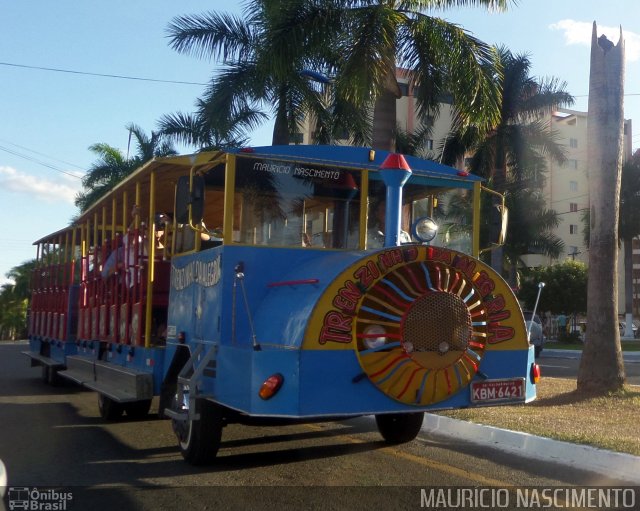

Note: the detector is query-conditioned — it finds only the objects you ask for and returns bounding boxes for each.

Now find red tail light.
[259,373,284,400]
[531,363,541,384]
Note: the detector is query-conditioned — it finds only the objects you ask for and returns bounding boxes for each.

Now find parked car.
[524,311,545,357]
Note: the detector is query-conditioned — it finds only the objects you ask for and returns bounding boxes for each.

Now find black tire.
[173,398,223,465]
[534,345,542,358]
[375,412,424,444]
[98,394,124,421]
[47,367,60,386]
[124,399,152,419]
[41,365,50,383]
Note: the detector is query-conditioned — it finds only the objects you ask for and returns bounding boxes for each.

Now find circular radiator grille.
[350,250,496,406]
[403,291,471,354]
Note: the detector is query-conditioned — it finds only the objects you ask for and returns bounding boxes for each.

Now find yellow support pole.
[223,154,236,245]
[359,170,369,250]
[144,171,156,348]
[473,181,481,258]
[111,197,117,240]
[71,226,78,284]
[122,191,128,233]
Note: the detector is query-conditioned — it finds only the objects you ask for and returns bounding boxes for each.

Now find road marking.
[540,363,570,368]
[304,423,512,487]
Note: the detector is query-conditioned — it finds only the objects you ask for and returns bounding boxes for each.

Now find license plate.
[470,378,526,403]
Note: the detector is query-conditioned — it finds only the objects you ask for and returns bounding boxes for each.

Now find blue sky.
[1,1,638,285]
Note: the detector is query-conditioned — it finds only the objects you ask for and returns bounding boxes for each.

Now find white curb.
[422,413,640,484]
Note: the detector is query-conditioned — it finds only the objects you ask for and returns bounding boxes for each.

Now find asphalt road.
[538,350,640,385]
[1,341,637,511]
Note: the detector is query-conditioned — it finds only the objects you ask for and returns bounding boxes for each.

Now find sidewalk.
[419,348,640,484]
[543,347,640,363]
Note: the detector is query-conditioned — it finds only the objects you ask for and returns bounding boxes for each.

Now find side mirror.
[175,175,205,225]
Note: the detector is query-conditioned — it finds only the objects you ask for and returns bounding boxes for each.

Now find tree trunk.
[271,88,290,146]
[372,90,397,151]
[577,23,626,393]
[372,64,401,151]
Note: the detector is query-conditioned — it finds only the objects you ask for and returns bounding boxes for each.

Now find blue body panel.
[163,244,536,417]
[178,342,536,417]
[28,337,77,365]
[165,245,365,353]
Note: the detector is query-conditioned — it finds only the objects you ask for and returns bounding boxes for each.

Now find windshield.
[367,176,473,254]
[233,157,361,249]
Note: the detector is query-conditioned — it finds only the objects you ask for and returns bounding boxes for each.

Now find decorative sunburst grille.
[355,259,489,406]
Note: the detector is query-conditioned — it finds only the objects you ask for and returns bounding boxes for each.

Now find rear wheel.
[375,412,424,444]
[534,345,542,358]
[98,394,124,421]
[172,398,223,465]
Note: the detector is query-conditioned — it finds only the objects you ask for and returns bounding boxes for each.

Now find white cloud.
[0,166,81,204]
[549,19,640,63]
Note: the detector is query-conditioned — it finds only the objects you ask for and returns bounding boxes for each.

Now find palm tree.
[5,260,35,302]
[444,47,573,182]
[0,260,34,340]
[619,151,640,335]
[279,0,511,151]
[158,93,266,151]
[501,185,563,283]
[441,46,573,277]
[126,123,176,162]
[580,151,640,336]
[166,3,369,146]
[75,125,176,211]
[577,27,625,394]
[394,123,435,160]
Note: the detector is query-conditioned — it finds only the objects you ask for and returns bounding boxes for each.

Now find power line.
[0,138,86,171]
[573,93,640,98]
[0,144,83,179]
[0,61,209,86]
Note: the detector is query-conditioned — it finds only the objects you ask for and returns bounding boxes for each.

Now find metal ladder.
[164,342,218,421]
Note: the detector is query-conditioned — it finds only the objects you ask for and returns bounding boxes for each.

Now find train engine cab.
[26,145,538,465]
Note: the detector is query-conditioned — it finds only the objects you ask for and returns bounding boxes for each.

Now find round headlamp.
[412,217,439,243]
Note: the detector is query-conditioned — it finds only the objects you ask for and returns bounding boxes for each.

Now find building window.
[570,181,578,192]
[568,246,580,259]
[569,138,578,148]
[569,224,578,234]
[570,203,578,212]
[565,159,578,169]
[425,139,434,151]
[398,82,409,96]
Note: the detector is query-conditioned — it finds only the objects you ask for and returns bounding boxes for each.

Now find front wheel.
[375,412,424,444]
[172,398,223,465]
